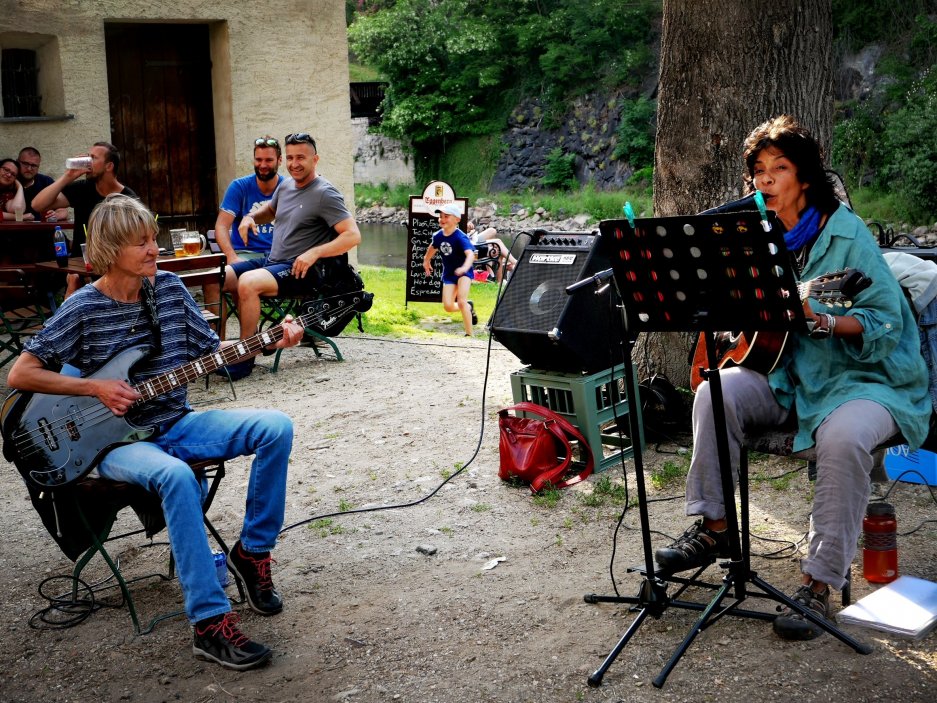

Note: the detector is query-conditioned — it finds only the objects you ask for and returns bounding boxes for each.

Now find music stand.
[579,210,872,689]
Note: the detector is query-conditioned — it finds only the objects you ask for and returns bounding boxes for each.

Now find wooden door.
[105,24,218,234]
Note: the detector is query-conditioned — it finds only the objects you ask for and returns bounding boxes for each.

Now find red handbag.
[498,402,594,493]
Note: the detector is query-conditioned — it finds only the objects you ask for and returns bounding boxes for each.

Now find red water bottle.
[863,501,898,584]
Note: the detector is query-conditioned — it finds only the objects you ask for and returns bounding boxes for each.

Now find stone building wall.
[351,117,413,187]
[0,0,354,207]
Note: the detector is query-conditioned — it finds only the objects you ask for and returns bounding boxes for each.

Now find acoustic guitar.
[1,290,373,489]
[689,269,872,391]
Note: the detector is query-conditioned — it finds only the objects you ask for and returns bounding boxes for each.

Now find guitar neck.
[132,306,320,402]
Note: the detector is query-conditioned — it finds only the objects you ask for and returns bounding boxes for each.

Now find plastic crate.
[509,364,644,473]
[884,445,937,486]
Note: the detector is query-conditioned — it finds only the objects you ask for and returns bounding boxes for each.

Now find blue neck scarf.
[784,206,821,253]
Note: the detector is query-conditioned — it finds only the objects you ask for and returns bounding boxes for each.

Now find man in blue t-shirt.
[214,136,284,261]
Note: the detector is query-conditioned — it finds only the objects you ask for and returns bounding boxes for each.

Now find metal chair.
[0,268,52,367]
[26,459,244,634]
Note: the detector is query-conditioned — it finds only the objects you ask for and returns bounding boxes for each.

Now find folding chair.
[26,459,245,634]
[0,268,52,367]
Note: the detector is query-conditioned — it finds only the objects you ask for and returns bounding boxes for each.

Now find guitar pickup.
[65,419,80,442]
[37,417,59,451]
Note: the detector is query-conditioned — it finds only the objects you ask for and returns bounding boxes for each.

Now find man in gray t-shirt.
[226,133,362,354]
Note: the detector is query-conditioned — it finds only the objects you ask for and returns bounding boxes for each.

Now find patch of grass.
[769,473,796,491]
[440,468,452,479]
[650,456,690,490]
[578,492,605,508]
[439,526,454,537]
[470,503,492,513]
[532,486,563,508]
[593,474,628,503]
[338,498,355,512]
[308,518,346,538]
[351,265,501,337]
[562,516,574,529]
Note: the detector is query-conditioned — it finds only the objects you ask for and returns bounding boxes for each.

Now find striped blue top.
[24,271,219,428]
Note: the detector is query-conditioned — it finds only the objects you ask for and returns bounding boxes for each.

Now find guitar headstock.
[799,268,872,308]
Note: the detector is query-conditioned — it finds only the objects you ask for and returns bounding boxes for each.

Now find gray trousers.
[687,366,898,590]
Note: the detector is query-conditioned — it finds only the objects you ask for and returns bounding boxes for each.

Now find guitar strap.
[141,276,162,352]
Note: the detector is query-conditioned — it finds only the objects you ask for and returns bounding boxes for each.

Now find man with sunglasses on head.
[205,137,284,313]
[215,136,284,262]
[218,132,361,380]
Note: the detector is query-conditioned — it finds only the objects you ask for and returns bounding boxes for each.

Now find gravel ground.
[1,327,936,702]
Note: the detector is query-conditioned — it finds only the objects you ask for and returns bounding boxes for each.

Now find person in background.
[423,203,477,336]
[16,147,66,221]
[205,136,284,311]
[654,115,929,640]
[7,194,305,670]
[467,220,516,283]
[0,159,29,220]
[224,132,362,380]
[31,141,138,254]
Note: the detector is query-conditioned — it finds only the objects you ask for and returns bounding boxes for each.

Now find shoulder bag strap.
[502,403,595,491]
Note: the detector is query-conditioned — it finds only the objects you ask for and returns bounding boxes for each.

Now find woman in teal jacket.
[655,115,930,640]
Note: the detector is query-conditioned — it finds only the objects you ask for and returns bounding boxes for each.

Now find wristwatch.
[806,313,833,339]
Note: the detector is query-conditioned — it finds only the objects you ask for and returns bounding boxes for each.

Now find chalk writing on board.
[406,211,443,302]
[405,193,469,303]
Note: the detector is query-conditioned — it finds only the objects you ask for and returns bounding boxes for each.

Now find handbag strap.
[500,402,595,492]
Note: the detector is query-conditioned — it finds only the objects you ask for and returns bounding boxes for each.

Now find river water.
[357,222,409,269]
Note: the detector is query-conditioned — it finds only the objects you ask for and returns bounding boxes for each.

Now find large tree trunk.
[639,0,834,389]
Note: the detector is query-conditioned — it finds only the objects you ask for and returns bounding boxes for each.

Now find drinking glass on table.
[170,229,186,257]
[182,231,206,256]
[13,206,24,222]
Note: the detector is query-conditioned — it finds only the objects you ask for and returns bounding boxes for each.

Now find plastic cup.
[14,206,24,222]
[170,229,186,257]
[80,243,91,271]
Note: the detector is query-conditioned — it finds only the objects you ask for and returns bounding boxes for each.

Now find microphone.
[566,267,614,294]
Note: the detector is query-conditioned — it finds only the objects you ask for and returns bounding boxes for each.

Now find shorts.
[442,270,473,286]
[230,256,328,298]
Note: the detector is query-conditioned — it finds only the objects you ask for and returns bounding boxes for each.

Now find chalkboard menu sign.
[405,182,468,304]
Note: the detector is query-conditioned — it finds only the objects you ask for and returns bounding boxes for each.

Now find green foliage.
[879,67,937,219]
[831,12,937,223]
[348,0,658,147]
[612,96,656,171]
[832,0,933,51]
[540,147,578,190]
[414,134,503,192]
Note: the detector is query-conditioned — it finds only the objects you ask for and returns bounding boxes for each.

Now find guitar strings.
[11,294,364,468]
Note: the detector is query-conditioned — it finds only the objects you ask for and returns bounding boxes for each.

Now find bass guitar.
[689,269,872,391]
[1,290,373,489]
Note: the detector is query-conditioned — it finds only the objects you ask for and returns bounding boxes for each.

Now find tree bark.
[641,0,834,389]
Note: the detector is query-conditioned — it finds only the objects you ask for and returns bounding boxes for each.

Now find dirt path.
[2,331,936,702]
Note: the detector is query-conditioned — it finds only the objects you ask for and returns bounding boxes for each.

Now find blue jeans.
[97,408,293,622]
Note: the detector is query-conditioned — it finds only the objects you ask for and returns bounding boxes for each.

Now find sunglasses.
[285,133,317,151]
[254,137,280,148]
